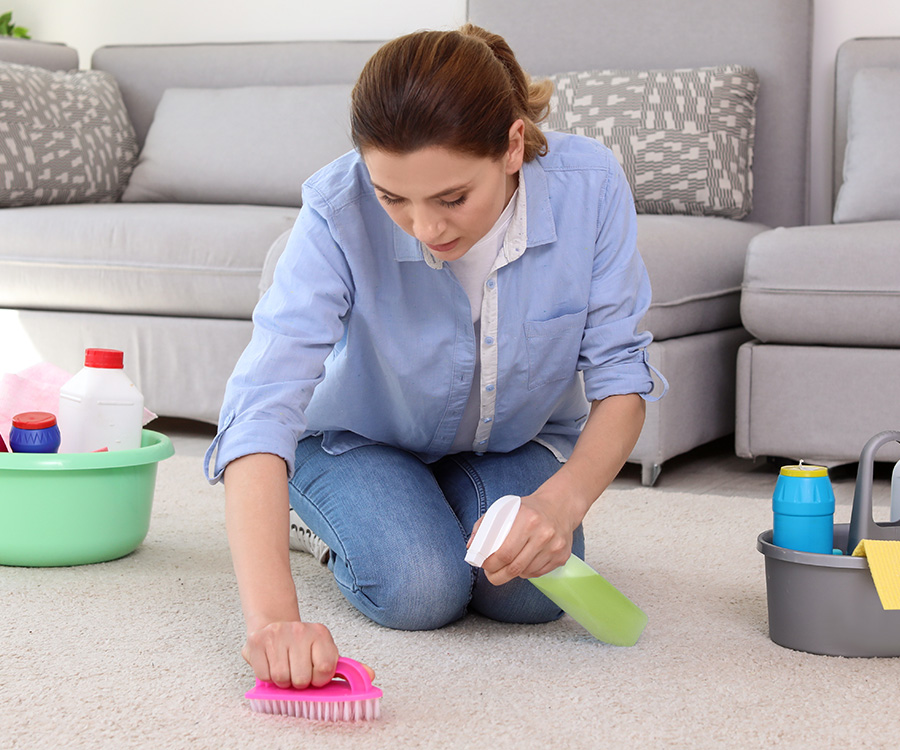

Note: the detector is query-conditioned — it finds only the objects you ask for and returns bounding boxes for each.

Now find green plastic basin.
[0,429,174,566]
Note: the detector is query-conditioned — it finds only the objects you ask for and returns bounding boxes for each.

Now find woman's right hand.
[242,620,340,688]
[224,455,374,689]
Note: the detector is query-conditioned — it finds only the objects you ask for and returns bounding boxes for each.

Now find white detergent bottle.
[465,494,648,646]
[58,348,144,453]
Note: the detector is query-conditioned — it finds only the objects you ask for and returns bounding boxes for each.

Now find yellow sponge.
[852,539,900,610]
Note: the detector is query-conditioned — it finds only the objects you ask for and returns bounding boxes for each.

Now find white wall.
[17,1,466,59]
[15,0,900,225]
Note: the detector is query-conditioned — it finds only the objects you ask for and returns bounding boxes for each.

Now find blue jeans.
[288,436,585,631]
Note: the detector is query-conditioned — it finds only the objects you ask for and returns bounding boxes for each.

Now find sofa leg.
[641,462,662,487]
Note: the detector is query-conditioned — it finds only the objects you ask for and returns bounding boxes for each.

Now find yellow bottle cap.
[779,464,828,478]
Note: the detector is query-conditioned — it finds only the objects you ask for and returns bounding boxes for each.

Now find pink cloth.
[0,363,156,445]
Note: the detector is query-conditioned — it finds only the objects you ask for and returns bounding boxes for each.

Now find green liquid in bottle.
[530,555,647,646]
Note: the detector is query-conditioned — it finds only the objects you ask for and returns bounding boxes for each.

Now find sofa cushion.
[122,85,354,207]
[833,68,900,224]
[0,38,78,71]
[637,215,767,341]
[544,66,758,219]
[0,203,298,318]
[0,62,138,207]
[741,222,900,347]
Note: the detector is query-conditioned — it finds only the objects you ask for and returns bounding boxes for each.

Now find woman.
[205,24,664,690]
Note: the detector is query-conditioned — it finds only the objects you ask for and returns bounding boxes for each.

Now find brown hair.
[350,24,552,162]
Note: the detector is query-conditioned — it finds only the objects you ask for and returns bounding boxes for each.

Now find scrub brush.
[245,657,382,721]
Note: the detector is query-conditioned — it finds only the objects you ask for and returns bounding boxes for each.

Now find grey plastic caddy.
[758,431,900,657]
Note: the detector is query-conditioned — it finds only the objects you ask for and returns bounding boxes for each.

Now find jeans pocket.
[523,308,586,390]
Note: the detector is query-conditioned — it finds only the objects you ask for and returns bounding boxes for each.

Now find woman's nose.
[410,206,447,243]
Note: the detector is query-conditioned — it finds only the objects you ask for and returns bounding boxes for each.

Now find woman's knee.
[469,526,585,625]
[334,545,474,631]
[469,573,563,624]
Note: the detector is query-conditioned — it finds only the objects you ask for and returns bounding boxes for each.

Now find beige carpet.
[3,437,900,750]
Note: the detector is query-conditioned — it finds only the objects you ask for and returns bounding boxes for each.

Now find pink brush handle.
[255,657,373,691]
[330,657,373,692]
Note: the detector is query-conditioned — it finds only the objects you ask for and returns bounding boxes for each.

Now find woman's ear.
[505,119,526,174]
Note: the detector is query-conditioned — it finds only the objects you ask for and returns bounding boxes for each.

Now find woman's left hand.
[473,492,577,586]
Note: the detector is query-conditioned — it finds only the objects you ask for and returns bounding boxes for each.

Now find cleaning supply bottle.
[57,348,144,453]
[772,464,835,554]
[8,412,61,453]
[891,460,900,524]
[464,495,648,646]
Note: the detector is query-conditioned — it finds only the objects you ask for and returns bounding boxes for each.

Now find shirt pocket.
[523,307,586,391]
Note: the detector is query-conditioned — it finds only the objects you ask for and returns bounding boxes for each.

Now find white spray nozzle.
[464,495,521,568]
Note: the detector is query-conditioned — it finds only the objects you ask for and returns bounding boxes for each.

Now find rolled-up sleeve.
[204,194,354,483]
[579,151,659,402]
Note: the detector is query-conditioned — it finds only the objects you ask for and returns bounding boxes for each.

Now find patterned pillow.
[0,62,138,207]
[543,65,759,219]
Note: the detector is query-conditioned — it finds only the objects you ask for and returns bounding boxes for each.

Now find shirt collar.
[520,154,557,249]
[420,240,445,270]
[497,174,527,266]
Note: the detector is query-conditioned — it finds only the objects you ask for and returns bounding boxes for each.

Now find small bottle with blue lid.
[9,411,61,454]
[772,464,836,554]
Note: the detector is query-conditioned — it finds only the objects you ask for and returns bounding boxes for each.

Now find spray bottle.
[464,495,647,646]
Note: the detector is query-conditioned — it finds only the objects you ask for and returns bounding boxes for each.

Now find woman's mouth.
[426,239,461,254]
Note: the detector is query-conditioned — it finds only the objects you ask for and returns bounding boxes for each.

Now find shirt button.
[484,336,494,345]
[485,384,495,392]
[483,417,492,423]
[479,440,487,445]
[486,279,496,289]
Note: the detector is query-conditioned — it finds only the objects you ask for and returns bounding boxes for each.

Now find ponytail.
[456,24,551,161]
[351,24,551,162]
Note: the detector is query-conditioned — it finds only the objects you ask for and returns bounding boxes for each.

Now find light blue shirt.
[205,131,664,483]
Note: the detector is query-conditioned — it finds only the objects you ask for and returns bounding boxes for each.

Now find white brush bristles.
[248,697,381,721]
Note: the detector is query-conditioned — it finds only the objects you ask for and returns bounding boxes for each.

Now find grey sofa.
[736,37,900,466]
[1,37,381,423]
[1,0,813,484]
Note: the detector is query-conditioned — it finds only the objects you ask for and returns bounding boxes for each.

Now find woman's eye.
[378,193,466,208]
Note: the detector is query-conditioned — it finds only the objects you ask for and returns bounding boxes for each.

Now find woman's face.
[363,120,525,262]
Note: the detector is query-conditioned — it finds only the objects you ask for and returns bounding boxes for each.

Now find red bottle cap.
[12,411,58,430]
[84,348,124,369]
